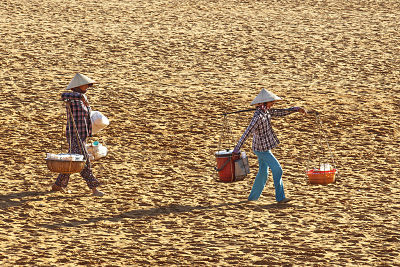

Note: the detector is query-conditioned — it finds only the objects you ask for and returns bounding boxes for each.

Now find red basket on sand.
[306,169,337,185]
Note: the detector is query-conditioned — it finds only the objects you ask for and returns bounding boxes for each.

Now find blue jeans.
[248,150,286,202]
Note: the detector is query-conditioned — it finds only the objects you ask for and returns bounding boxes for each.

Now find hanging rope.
[306,112,338,182]
[60,101,87,162]
[217,114,235,152]
[213,114,236,182]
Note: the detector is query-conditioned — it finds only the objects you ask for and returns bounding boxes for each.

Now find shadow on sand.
[38,200,296,229]
[0,190,53,209]
[0,190,82,209]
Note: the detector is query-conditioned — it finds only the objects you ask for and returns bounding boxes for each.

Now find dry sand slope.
[0,0,399,265]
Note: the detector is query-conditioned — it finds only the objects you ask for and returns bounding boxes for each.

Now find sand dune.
[0,0,399,265]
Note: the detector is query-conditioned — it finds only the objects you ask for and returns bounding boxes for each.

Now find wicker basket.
[46,159,86,174]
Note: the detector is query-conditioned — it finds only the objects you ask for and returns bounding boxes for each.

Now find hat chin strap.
[257,103,268,112]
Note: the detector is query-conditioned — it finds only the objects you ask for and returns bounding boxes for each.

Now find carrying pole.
[221,108,319,117]
[221,108,256,116]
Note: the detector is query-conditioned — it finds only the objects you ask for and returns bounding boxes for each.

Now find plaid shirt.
[234,107,298,152]
[61,92,92,142]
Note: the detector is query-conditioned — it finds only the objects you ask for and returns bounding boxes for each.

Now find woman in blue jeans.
[233,89,307,203]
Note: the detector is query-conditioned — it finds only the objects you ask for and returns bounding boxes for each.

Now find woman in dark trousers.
[233,89,307,203]
[51,73,104,197]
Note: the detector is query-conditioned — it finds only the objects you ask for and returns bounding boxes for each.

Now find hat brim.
[66,73,96,90]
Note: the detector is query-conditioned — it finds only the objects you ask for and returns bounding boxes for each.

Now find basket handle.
[214,157,231,172]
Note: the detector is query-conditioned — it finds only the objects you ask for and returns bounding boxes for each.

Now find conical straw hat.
[66,73,96,90]
[250,88,282,105]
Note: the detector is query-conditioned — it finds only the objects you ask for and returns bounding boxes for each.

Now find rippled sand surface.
[0,0,399,265]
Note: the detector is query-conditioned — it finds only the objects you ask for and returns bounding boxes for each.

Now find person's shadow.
[0,190,68,209]
[38,200,295,229]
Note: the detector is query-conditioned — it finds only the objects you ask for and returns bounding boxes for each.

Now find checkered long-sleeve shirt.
[234,107,298,152]
[62,92,92,143]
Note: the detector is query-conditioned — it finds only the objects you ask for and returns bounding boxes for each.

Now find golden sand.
[0,0,399,265]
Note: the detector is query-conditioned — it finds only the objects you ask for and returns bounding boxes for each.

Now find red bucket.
[215,150,235,182]
[306,169,337,185]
